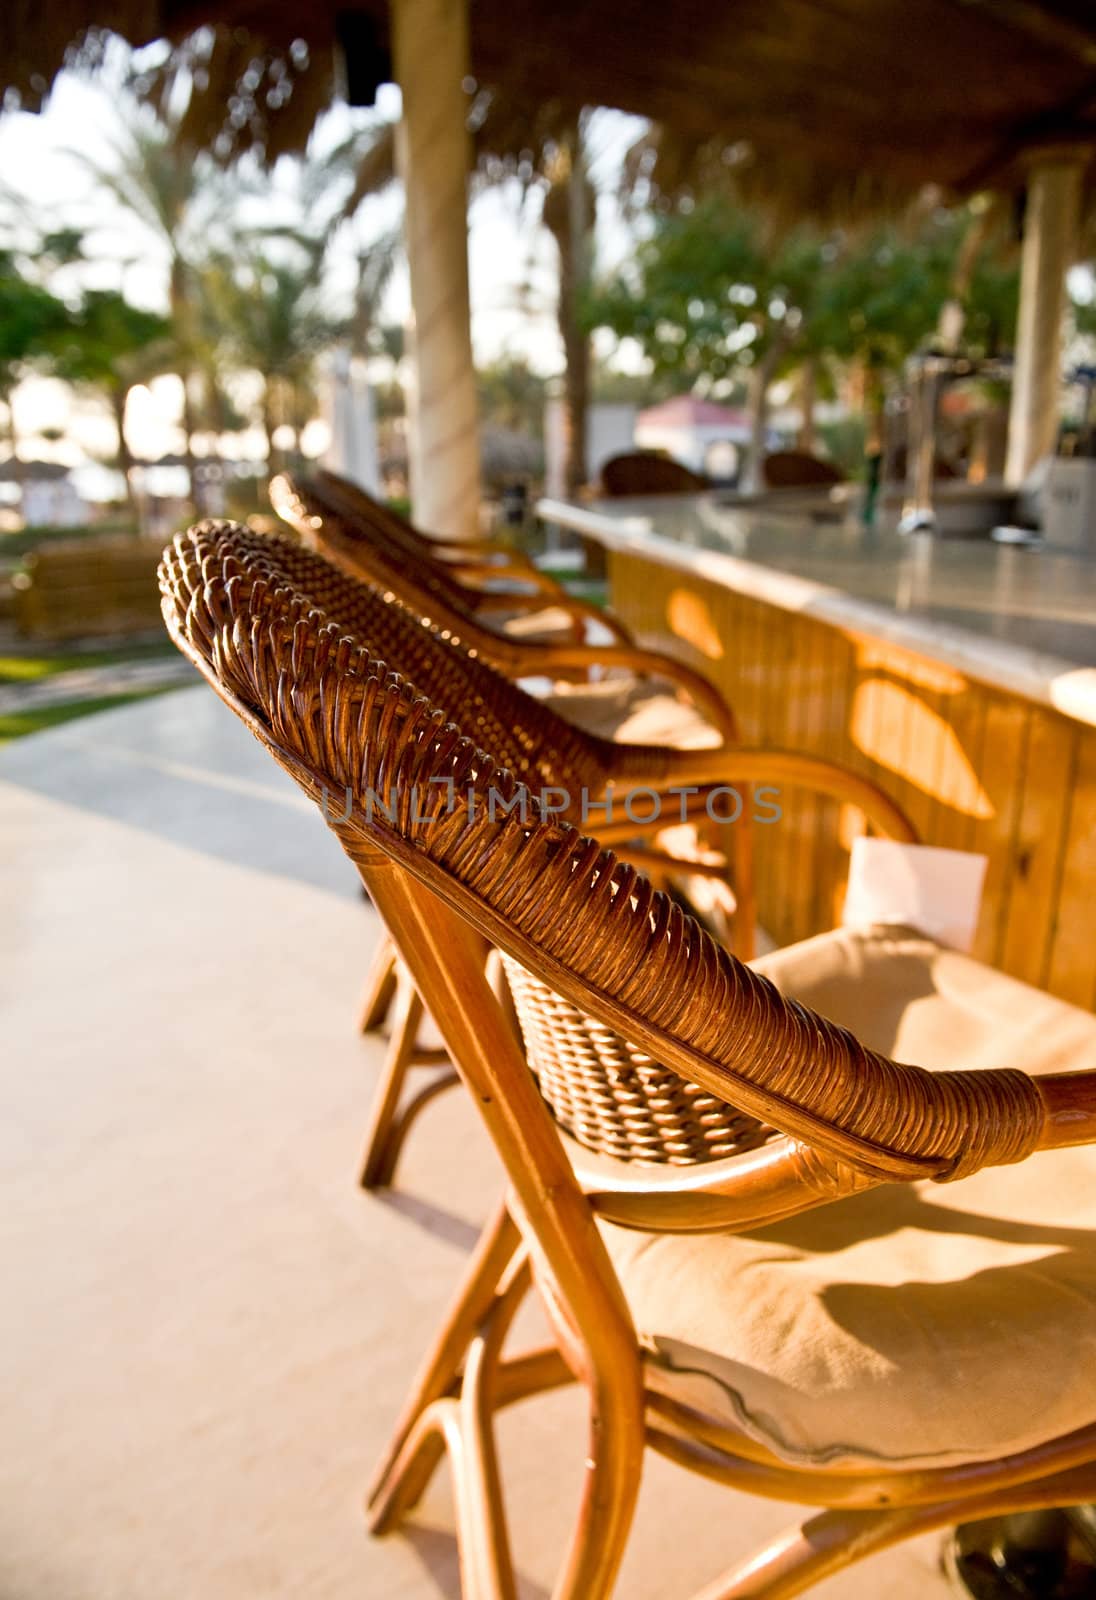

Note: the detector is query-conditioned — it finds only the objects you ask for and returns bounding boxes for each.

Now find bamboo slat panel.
[609,548,1095,1006]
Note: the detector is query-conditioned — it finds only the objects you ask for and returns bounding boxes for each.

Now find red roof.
[637,395,751,429]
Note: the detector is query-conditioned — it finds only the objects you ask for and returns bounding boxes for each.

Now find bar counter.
[538,492,1096,1009]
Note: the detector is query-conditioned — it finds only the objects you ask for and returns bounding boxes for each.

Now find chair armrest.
[568,1131,879,1234]
[1036,1072,1096,1150]
[609,746,918,846]
[575,1058,1096,1220]
[424,536,526,560]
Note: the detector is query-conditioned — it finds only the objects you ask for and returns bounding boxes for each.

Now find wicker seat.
[161,519,1096,1600]
[761,450,846,490]
[164,521,914,1185]
[600,451,709,496]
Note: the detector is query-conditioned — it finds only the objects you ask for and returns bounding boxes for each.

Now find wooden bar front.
[608,546,1096,1010]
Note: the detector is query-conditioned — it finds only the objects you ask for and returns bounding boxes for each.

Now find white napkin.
[843,839,988,953]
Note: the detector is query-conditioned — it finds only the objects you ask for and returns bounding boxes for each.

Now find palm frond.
[338,123,398,219]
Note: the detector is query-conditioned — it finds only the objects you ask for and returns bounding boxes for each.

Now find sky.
[0,53,645,471]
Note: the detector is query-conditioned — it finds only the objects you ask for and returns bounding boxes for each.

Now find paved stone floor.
[0,690,958,1599]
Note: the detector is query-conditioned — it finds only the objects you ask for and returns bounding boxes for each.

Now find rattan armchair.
[301,468,629,648]
[761,451,846,490]
[600,451,710,496]
[161,519,1096,1600]
[164,522,914,1189]
[309,467,544,581]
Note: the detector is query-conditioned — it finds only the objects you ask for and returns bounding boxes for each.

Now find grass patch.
[0,685,180,746]
[561,577,611,607]
[0,639,177,685]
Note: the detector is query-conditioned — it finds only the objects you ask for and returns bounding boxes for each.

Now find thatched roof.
[5,2,1096,216]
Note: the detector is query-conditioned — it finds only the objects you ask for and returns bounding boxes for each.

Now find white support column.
[1005,151,1085,485]
[391,0,480,540]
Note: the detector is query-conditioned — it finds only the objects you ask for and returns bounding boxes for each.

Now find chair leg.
[361,936,491,1186]
[453,1276,526,1600]
[359,933,398,1034]
[546,1376,646,1600]
[368,1199,641,1600]
[359,974,425,1188]
[369,1396,459,1539]
[680,1506,926,1600]
[371,1261,530,1600]
[367,1195,520,1517]
[366,1066,461,1188]
[687,1495,1044,1600]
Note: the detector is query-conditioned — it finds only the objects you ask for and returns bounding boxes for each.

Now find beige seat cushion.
[540,675,721,750]
[602,926,1096,1471]
[752,922,1096,1072]
[497,605,584,643]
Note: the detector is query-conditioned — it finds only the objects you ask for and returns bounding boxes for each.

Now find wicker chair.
[761,451,846,490]
[304,468,629,649]
[166,521,914,1186]
[161,519,1096,1600]
[309,467,543,582]
[600,451,710,497]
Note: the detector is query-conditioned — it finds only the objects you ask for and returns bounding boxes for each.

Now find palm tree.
[0,219,89,492]
[234,128,405,487]
[54,288,174,522]
[69,107,228,507]
[249,129,404,367]
[0,250,71,495]
[202,239,339,472]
